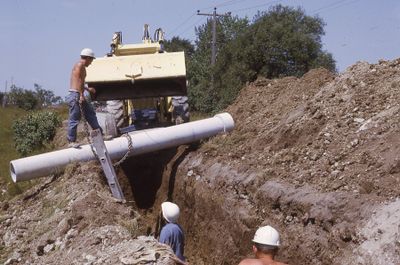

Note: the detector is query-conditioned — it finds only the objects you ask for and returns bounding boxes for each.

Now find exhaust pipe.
[10,113,234,183]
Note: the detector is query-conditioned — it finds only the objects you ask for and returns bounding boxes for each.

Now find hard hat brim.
[253,240,279,248]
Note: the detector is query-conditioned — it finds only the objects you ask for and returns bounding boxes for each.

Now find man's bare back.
[70,61,86,94]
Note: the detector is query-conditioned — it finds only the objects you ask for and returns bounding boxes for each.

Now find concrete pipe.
[10,113,234,183]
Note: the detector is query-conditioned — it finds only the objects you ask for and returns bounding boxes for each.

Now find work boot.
[68,142,81,148]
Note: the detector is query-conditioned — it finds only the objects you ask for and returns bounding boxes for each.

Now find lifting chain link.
[113,133,133,167]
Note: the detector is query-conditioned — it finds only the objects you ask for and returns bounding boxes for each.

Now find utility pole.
[197,7,230,91]
[197,7,231,66]
[2,80,7,108]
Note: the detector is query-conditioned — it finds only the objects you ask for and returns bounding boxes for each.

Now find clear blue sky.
[1,0,400,97]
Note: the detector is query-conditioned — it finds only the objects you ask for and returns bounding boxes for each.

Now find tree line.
[1,83,62,110]
[164,5,336,113]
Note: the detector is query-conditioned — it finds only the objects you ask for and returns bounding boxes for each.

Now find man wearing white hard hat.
[159,202,186,262]
[238,225,288,265]
[66,48,102,148]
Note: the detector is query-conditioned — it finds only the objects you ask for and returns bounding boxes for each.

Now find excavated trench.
[115,146,253,264]
[112,64,400,265]
[116,146,196,234]
[116,144,399,265]
[116,147,352,265]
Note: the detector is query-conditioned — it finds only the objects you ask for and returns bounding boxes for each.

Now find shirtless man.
[239,225,288,265]
[66,48,102,148]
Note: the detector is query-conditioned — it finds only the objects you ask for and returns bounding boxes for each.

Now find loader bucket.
[86,51,187,100]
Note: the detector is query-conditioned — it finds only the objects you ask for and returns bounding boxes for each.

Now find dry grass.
[190,111,211,121]
[0,107,28,198]
[117,215,140,237]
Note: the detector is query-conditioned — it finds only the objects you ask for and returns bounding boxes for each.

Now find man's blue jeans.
[66,91,102,142]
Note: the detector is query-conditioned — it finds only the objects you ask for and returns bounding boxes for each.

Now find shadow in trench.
[120,147,177,209]
[167,143,199,201]
[154,142,199,238]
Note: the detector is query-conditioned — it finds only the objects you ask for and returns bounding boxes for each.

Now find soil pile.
[170,60,400,264]
[0,161,176,264]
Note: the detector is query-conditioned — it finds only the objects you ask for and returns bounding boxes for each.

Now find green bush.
[12,111,61,156]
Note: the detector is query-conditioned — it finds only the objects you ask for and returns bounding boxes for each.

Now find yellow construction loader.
[86,25,189,137]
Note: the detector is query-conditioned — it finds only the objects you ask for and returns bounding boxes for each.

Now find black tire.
[106,100,128,128]
[171,96,190,125]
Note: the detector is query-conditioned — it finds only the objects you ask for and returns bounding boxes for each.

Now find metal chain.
[79,101,99,159]
[113,133,133,167]
[79,99,133,167]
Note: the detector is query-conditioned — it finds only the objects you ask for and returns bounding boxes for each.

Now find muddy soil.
[1,59,400,265]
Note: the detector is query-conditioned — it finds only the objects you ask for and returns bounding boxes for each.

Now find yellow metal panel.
[115,43,161,55]
[86,52,186,83]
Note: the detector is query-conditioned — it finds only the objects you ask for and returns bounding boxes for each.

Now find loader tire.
[106,100,128,129]
[171,96,190,125]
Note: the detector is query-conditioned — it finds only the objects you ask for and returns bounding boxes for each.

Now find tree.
[34,84,62,107]
[164,37,195,58]
[188,4,336,113]
[188,15,249,113]
[8,85,38,110]
[7,84,62,110]
[243,5,336,78]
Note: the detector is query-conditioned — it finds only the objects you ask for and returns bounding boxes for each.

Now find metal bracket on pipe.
[90,129,125,200]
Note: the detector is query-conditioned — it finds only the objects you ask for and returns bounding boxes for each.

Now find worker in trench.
[158,201,186,263]
[66,48,102,148]
[238,225,288,265]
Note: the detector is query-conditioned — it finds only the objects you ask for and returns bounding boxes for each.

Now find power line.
[174,16,206,38]
[213,0,246,9]
[312,0,349,13]
[229,0,282,14]
[170,0,359,41]
[201,0,265,15]
[169,13,197,36]
[200,0,238,11]
[312,0,361,15]
[168,0,280,40]
[169,0,243,38]
[169,1,240,38]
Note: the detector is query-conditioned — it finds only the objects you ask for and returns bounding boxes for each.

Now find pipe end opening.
[10,162,17,183]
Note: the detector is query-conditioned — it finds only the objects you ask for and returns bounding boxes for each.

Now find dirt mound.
[0,161,176,264]
[170,61,400,264]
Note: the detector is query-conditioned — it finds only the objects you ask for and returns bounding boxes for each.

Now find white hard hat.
[80,48,95,58]
[252,225,280,247]
[161,202,180,223]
